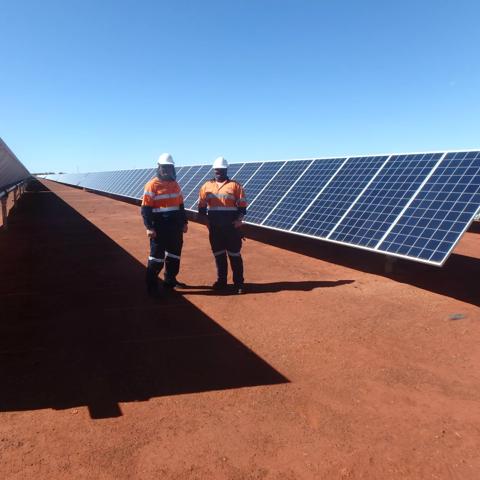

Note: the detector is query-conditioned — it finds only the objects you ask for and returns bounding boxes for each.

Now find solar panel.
[263,158,346,230]
[329,153,442,248]
[182,165,213,207]
[242,161,285,205]
[293,155,388,237]
[247,160,311,225]
[229,162,263,187]
[377,151,480,264]
[122,170,139,196]
[42,149,480,266]
[177,165,194,184]
[133,169,156,198]
[180,165,211,201]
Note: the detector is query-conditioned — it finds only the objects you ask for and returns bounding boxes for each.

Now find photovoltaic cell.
[263,158,345,230]
[329,153,442,247]
[230,162,262,187]
[243,162,285,205]
[293,156,388,238]
[180,165,211,201]
[43,150,480,267]
[183,165,215,208]
[247,160,311,225]
[177,166,193,184]
[134,169,156,199]
[125,169,143,198]
[378,151,480,264]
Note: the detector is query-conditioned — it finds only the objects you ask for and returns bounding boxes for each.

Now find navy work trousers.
[146,223,183,291]
[208,224,244,286]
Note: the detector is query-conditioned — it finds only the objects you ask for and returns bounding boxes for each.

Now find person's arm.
[179,203,188,232]
[177,184,188,226]
[141,184,156,237]
[198,184,208,216]
[233,184,247,227]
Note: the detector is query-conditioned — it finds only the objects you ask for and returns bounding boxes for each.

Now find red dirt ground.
[1,180,479,479]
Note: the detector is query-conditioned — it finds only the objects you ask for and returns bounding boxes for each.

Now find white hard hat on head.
[212,156,228,169]
[157,153,174,165]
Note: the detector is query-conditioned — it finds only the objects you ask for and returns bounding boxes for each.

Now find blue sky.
[1,0,479,173]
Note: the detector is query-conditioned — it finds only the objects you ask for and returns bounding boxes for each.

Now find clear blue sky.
[1,0,479,173]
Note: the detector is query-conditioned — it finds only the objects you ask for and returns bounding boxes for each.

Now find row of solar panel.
[0,138,31,191]
[41,150,480,266]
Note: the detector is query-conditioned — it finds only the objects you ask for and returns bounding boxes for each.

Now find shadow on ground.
[180,280,354,295]
[0,181,288,419]
[237,222,480,308]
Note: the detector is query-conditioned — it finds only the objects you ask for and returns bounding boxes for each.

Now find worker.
[141,153,188,297]
[198,156,247,294]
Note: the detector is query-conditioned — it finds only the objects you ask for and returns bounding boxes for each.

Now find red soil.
[1,180,479,479]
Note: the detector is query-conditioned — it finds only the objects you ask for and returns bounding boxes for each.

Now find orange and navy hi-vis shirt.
[141,177,187,229]
[198,179,247,226]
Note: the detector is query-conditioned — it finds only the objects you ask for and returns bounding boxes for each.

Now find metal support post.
[384,255,397,274]
[1,194,8,230]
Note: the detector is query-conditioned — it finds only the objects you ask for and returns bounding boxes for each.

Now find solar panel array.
[0,137,31,192]
[41,150,480,266]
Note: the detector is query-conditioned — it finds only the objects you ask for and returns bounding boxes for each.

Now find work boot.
[212,280,228,291]
[234,284,244,295]
[163,276,187,289]
[147,283,162,299]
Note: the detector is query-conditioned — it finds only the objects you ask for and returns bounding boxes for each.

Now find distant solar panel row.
[41,150,480,266]
[0,137,30,191]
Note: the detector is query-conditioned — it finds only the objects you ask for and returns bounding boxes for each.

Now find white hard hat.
[157,153,175,165]
[212,156,228,169]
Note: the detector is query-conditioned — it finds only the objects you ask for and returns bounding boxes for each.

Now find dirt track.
[1,180,479,479]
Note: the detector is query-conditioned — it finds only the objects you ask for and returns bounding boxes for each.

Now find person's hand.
[233,219,243,228]
[146,229,156,239]
[183,223,188,233]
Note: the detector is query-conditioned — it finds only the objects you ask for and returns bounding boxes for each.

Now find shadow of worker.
[178,279,354,295]
[0,180,288,420]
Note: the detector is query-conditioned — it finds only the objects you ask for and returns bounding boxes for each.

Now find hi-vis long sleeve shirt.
[141,177,188,229]
[198,179,247,226]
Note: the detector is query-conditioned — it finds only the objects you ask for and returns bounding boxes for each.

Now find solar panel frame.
[120,169,141,197]
[179,165,211,201]
[105,170,127,194]
[134,168,157,199]
[240,161,286,207]
[182,165,215,208]
[262,158,346,230]
[177,165,194,184]
[328,153,443,248]
[246,160,312,225]
[377,151,480,265]
[292,155,389,238]
[118,170,137,195]
[43,149,480,267]
[125,169,149,198]
[230,162,264,188]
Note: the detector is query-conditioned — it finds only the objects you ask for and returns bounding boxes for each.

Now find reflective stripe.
[237,197,247,203]
[227,251,241,257]
[206,193,236,200]
[152,206,181,212]
[165,251,181,260]
[148,256,164,263]
[154,192,181,200]
[213,250,226,257]
[207,206,238,211]
[144,191,155,197]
